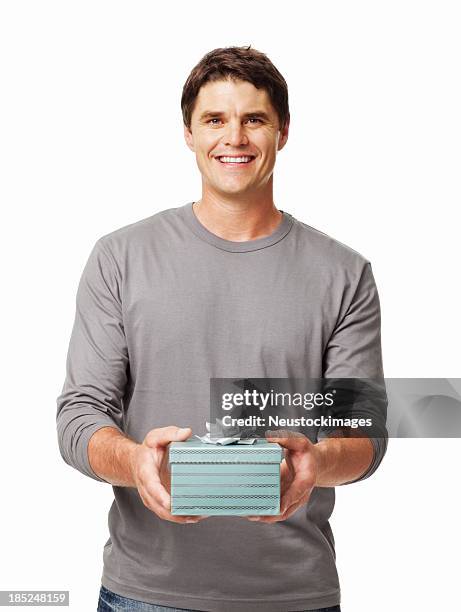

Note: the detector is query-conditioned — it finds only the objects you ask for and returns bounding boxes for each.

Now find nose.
[223,120,249,147]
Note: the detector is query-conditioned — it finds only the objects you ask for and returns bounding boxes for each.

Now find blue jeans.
[97,585,341,612]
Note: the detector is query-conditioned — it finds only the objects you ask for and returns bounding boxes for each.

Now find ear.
[277,115,290,152]
[184,124,195,152]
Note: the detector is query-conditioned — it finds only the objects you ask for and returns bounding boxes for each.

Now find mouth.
[214,155,256,165]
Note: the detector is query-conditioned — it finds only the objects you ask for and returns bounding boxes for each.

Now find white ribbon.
[194,421,257,445]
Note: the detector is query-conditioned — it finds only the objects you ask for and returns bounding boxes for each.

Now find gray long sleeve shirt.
[56,203,387,611]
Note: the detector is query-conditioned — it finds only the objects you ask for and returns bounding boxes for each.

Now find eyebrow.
[198,110,272,122]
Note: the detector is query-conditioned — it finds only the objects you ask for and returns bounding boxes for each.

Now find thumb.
[175,427,192,440]
[265,430,310,452]
[144,425,192,448]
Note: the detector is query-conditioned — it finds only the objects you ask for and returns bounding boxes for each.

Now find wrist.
[312,438,342,487]
[110,433,140,487]
[124,440,141,487]
[312,441,327,487]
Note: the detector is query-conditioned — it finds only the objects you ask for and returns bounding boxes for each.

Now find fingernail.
[186,518,198,523]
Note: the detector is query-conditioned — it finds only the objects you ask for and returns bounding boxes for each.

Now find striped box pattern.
[169,439,283,516]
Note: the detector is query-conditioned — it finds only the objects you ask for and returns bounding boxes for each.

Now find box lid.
[168,439,283,464]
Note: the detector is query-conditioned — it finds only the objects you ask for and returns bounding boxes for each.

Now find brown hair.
[181,46,289,130]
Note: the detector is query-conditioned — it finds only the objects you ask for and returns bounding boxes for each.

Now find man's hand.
[130,425,208,525]
[246,430,319,524]
[246,429,375,523]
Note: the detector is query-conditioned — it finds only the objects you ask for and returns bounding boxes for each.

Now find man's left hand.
[246,430,319,523]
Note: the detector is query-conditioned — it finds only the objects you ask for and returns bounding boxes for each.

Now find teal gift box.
[168,439,283,516]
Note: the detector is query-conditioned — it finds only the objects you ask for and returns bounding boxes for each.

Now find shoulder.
[99,206,179,244]
[93,206,183,261]
[290,216,371,274]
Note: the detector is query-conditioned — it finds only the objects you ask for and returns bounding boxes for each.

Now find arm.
[249,262,387,522]
[87,426,138,487]
[56,240,204,523]
[245,433,374,523]
[56,239,128,481]
[88,424,204,523]
[314,435,374,487]
[319,261,388,484]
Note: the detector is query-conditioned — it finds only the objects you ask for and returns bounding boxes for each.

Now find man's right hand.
[129,425,207,524]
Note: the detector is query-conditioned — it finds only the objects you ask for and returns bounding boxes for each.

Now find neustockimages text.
[221,414,373,429]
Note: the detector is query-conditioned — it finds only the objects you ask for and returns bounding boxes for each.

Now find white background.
[1,1,460,610]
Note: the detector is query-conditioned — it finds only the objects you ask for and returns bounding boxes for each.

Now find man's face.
[184,78,289,198]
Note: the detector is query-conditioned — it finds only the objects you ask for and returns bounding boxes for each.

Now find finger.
[265,428,305,440]
[280,456,294,476]
[141,469,210,523]
[139,465,171,509]
[247,509,289,523]
[252,495,308,523]
[247,459,294,521]
[280,482,313,516]
[265,431,311,452]
[255,507,297,523]
[246,493,301,523]
[280,456,294,477]
[145,426,192,448]
[134,446,172,501]
[279,452,312,499]
[138,486,205,524]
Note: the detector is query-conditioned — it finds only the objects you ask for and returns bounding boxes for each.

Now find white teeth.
[218,156,253,163]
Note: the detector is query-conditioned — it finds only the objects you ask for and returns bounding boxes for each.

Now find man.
[57,46,386,612]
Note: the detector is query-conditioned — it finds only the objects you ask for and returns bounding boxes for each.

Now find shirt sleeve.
[56,239,128,482]
[321,261,388,483]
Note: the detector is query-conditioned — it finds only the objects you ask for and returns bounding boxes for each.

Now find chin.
[214,181,254,195]
[217,188,252,198]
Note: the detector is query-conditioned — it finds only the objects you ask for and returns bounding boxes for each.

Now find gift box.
[168,439,283,516]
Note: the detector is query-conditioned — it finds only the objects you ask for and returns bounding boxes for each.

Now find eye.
[246,117,262,124]
[208,118,222,125]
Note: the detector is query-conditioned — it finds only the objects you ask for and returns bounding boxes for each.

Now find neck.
[193,181,283,242]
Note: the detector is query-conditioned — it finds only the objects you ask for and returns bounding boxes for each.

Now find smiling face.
[184,78,289,199]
